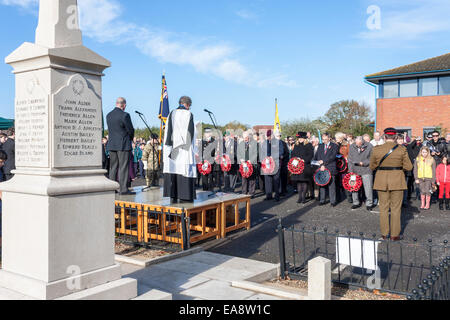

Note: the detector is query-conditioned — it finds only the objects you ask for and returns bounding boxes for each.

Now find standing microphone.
[204,109,212,114]
[135,110,144,115]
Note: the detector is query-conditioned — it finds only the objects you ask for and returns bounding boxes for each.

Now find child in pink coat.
[436,155,450,210]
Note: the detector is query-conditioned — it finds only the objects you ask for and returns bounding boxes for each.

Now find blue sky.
[1,0,450,129]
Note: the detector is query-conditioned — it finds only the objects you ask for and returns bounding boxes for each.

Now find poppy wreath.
[239,161,254,179]
[314,168,332,187]
[342,172,363,192]
[261,156,276,175]
[288,157,305,175]
[197,160,212,176]
[337,157,348,173]
[219,154,232,172]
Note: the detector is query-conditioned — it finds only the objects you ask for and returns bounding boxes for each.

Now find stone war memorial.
[0,0,137,300]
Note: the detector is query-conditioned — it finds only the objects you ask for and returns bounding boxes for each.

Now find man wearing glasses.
[429,131,446,165]
[106,97,135,195]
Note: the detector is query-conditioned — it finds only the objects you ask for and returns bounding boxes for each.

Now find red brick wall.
[377,95,450,137]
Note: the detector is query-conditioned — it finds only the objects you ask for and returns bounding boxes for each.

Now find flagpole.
[274,98,277,132]
[158,71,165,166]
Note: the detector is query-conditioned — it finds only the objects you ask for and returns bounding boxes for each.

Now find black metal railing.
[407,257,449,300]
[277,218,449,297]
[115,203,190,252]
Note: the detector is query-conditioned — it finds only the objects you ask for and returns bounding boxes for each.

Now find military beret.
[384,128,397,136]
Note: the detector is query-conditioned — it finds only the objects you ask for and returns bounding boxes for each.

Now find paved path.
[121,251,281,300]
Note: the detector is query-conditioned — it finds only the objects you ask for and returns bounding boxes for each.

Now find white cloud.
[358,0,450,46]
[0,0,36,8]
[1,0,296,88]
[236,9,258,21]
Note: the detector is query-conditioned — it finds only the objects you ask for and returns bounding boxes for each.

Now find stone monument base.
[0,172,138,300]
[0,270,137,300]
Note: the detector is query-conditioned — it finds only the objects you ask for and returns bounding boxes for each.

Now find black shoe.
[331,203,337,207]
[264,197,273,201]
[367,205,374,212]
[351,204,361,210]
[319,202,326,206]
[439,200,444,211]
[274,197,280,202]
[446,200,450,211]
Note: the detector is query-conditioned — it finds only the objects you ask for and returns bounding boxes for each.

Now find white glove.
[143,162,148,170]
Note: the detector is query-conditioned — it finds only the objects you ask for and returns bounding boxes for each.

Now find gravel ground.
[115,242,170,261]
[267,279,406,300]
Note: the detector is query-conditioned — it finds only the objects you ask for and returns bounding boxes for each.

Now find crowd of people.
[101,97,450,220]
[2,96,447,243]
[192,127,449,240]
[194,128,450,208]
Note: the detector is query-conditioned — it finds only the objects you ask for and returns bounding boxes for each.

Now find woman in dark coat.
[291,132,314,204]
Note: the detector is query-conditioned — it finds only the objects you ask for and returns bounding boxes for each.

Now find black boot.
[439,199,444,211]
[446,200,450,211]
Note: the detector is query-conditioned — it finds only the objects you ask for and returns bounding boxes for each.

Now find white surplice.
[163,108,198,179]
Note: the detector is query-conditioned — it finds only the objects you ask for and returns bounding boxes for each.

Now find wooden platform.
[115,188,251,249]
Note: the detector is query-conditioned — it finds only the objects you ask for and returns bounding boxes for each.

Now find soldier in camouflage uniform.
[142,135,160,187]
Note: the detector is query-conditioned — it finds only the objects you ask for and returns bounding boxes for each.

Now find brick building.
[365,53,450,138]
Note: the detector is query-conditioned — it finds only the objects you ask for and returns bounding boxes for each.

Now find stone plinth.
[308,256,331,300]
[0,0,137,300]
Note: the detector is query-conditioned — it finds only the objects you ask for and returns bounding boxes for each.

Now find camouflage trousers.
[145,170,160,187]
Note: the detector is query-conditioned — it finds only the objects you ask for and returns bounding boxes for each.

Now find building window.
[419,77,438,96]
[383,80,398,98]
[399,79,418,97]
[439,76,450,95]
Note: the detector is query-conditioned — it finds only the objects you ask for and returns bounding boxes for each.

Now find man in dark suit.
[1,128,15,181]
[314,132,339,206]
[223,133,238,193]
[261,130,285,202]
[276,132,290,196]
[106,97,135,195]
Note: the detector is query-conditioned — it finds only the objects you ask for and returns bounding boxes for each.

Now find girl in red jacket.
[436,155,450,210]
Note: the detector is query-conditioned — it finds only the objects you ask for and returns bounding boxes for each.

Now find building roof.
[365,53,450,83]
